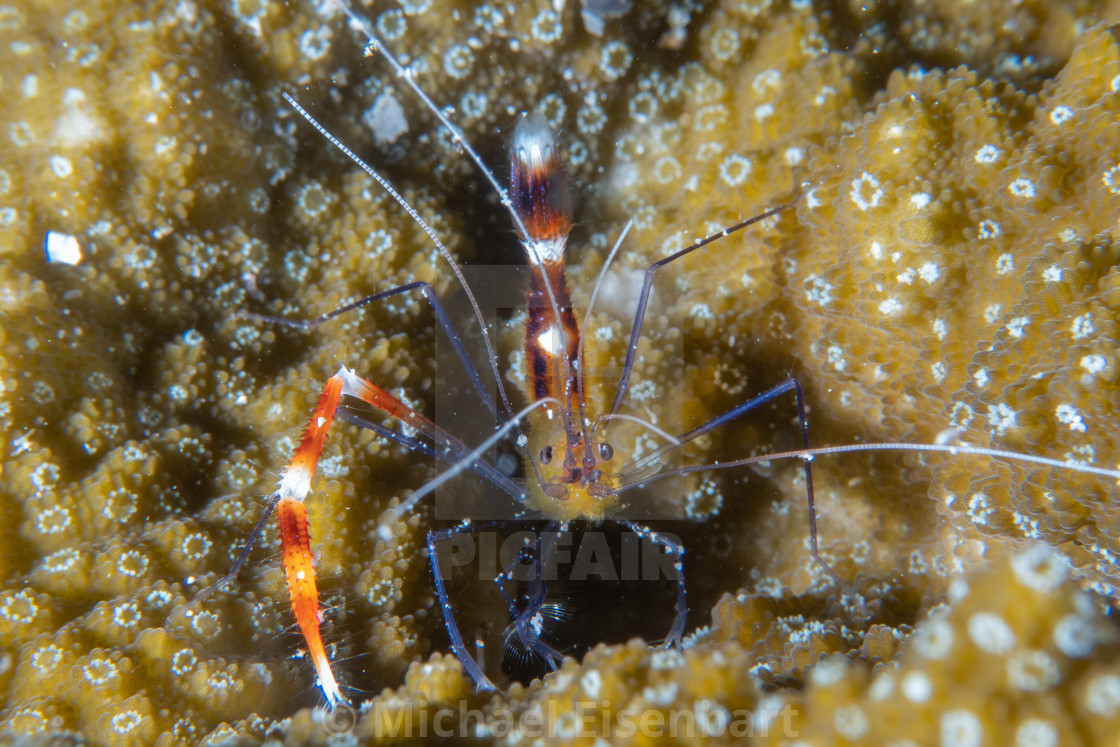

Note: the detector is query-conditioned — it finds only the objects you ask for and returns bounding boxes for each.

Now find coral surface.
[0,0,1118,743]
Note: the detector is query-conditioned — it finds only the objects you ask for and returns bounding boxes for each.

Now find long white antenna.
[327,1,574,433]
[629,440,1120,486]
[282,92,517,422]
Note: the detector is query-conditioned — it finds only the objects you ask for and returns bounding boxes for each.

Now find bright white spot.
[694,699,730,737]
[869,240,883,259]
[827,344,846,371]
[1080,354,1107,375]
[1007,649,1059,691]
[111,710,143,734]
[968,612,1016,653]
[45,231,82,265]
[1042,264,1062,282]
[995,253,1014,275]
[1010,544,1068,593]
[49,155,72,178]
[932,318,947,340]
[973,367,989,388]
[901,670,932,702]
[931,361,947,383]
[833,705,868,739]
[810,657,849,686]
[1102,164,1120,195]
[948,578,970,603]
[975,144,999,163]
[754,103,774,121]
[1015,718,1058,747]
[967,492,995,525]
[918,261,940,283]
[363,92,408,145]
[642,680,679,705]
[941,708,983,747]
[298,25,332,60]
[1086,674,1120,716]
[580,670,601,698]
[805,274,833,306]
[910,192,931,209]
[984,304,1002,324]
[1049,106,1074,125]
[850,171,884,210]
[1070,313,1094,339]
[689,303,713,319]
[537,325,561,356]
[1055,404,1086,433]
[1006,316,1028,338]
[752,69,782,92]
[987,402,1018,435]
[1053,613,1096,658]
[978,219,1001,239]
[1008,177,1035,198]
[442,44,475,79]
[878,297,903,315]
[718,153,752,186]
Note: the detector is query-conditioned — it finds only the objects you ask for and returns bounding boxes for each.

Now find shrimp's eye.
[539,445,554,464]
[598,442,614,461]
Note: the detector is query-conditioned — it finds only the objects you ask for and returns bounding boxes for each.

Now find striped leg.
[273,366,431,707]
[273,364,503,706]
[274,373,346,707]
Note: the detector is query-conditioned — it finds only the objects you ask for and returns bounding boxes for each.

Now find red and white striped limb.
[274,365,432,708]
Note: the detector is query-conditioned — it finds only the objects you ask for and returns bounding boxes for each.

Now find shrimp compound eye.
[539,445,554,464]
[598,442,614,461]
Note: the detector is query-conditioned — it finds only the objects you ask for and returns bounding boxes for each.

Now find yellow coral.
[1,0,1119,743]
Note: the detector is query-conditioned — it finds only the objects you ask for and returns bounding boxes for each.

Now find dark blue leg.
[623,376,844,588]
[609,197,801,415]
[428,520,513,692]
[617,518,687,648]
[494,527,564,671]
[242,280,502,423]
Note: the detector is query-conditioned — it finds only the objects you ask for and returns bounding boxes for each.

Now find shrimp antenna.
[609,191,804,414]
[577,220,633,440]
[378,397,562,540]
[328,1,575,443]
[282,91,518,424]
[631,440,1120,486]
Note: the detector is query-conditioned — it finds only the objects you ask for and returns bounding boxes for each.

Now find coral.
[0,0,1118,743]
[784,545,1120,746]
[274,547,1120,745]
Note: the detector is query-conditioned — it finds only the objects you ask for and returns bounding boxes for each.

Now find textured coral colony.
[1,0,1119,742]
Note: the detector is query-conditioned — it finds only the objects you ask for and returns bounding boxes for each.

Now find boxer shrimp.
[227,2,1120,709]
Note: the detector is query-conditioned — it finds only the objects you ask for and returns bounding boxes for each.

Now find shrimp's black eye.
[539,445,553,464]
[598,442,614,461]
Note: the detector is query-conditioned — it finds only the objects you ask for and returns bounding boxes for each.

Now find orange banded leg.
[274,372,345,707]
[273,366,447,707]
